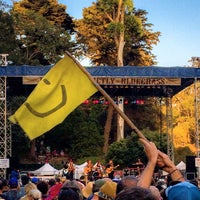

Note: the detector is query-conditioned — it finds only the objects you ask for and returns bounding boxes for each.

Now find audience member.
[37,181,49,200]
[46,177,63,200]
[58,188,80,200]
[20,182,37,200]
[1,177,23,200]
[138,138,200,200]
[60,180,83,200]
[28,189,42,200]
[116,175,138,195]
[94,181,117,200]
[115,186,156,200]
[164,181,200,200]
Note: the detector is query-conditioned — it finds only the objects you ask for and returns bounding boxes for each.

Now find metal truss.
[194,78,200,158]
[194,79,200,179]
[166,97,174,162]
[0,76,11,178]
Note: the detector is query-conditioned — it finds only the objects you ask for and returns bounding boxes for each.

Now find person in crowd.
[115,186,157,200]
[28,189,42,200]
[0,179,5,200]
[20,182,37,200]
[46,177,63,200]
[58,188,80,200]
[116,175,138,195]
[37,181,49,200]
[136,139,158,189]
[10,168,20,180]
[138,138,200,200]
[20,175,31,197]
[31,177,40,185]
[93,181,117,200]
[149,186,163,200]
[1,177,23,200]
[59,180,83,200]
[48,179,56,188]
[82,178,112,200]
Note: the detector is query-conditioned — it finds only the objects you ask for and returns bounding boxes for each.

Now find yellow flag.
[9,54,98,140]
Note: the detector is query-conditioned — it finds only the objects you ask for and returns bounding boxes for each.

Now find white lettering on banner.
[93,77,181,86]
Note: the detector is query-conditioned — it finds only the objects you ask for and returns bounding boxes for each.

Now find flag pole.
[66,52,147,140]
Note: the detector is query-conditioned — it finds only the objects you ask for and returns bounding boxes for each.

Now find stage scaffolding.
[0,54,11,178]
[0,56,199,177]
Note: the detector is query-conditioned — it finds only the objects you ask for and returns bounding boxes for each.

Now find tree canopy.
[9,0,76,65]
[75,0,160,66]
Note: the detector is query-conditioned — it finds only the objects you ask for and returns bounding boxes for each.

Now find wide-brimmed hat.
[95,181,117,200]
[82,181,94,198]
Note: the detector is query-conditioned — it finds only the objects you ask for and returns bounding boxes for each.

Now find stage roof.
[2,65,200,97]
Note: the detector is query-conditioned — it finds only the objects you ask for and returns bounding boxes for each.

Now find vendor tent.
[74,162,87,180]
[176,161,186,171]
[31,163,59,176]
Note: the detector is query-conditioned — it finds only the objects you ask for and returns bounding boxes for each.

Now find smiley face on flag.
[9,55,97,140]
[24,78,67,118]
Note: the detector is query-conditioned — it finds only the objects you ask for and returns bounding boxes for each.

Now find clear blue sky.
[7,0,200,67]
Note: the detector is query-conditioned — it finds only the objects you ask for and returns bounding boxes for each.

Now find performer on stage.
[93,161,104,180]
[106,160,119,179]
[63,159,75,180]
[84,160,93,183]
[63,162,69,179]
[67,159,75,181]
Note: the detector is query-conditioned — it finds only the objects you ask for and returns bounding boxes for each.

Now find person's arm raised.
[137,138,158,188]
[157,150,185,182]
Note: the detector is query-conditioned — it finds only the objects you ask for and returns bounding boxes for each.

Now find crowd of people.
[0,138,200,200]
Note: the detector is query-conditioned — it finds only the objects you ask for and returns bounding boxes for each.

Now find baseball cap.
[165,181,200,200]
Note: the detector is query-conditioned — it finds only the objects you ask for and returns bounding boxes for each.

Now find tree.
[75,1,160,66]
[0,5,17,58]
[42,104,106,160]
[75,0,160,153]
[105,129,166,168]
[11,0,75,65]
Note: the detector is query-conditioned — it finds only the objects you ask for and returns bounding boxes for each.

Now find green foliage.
[9,0,75,65]
[44,105,106,161]
[106,134,143,168]
[76,1,160,66]
[0,10,17,57]
[12,10,72,65]
[106,129,167,168]
[107,22,124,35]
[174,146,195,164]
[76,155,105,165]
[97,0,133,13]
[9,96,31,157]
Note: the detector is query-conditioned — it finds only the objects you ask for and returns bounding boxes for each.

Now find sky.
[6,0,200,67]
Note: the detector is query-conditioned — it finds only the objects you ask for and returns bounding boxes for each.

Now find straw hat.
[95,181,117,200]
[82,181,94,198]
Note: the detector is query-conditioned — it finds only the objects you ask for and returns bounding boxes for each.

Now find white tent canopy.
[31,163,59,176]
[176,161,186,170]
[74,162,87,179]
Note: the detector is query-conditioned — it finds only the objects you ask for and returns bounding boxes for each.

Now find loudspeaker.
[186,172,196,180]
[186,156,196,172]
